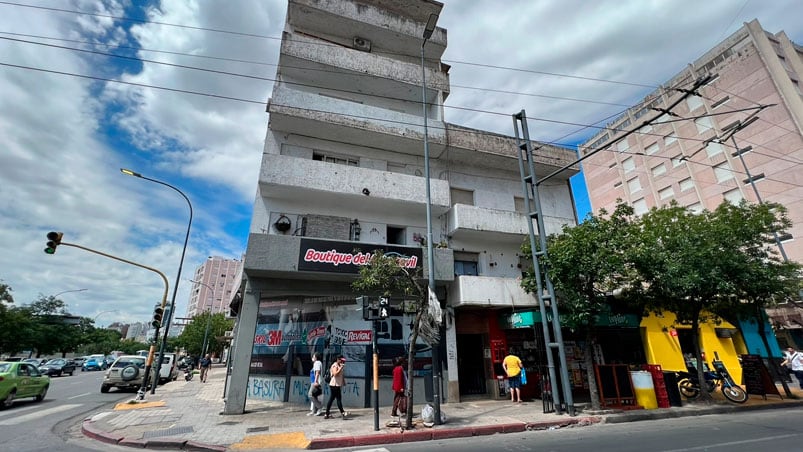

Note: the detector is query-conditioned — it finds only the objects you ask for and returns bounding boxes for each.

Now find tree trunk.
[690,315,714,403]
[583,330,601,411]
[405,308,425,430]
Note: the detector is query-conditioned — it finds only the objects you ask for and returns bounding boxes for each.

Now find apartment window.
[723,188,744,204]
[617,140,630,153]
[679,177,695,192]
[651,163,667,177]
[688,202,704,214]
[645,142,659,155]
[638,124,653,134]
[671,155,685,167]
[627,177,642,194]
[622,156,635,173]
[658,186,674,200]
[664,133,677,146]
[313,151,359,166]
[454,252,479,276]
[451,188,474,206]
[711,96,730,109]
[387,226,406,245]
[695,116,713,134]
[705,141,723,158]
[686,95,704,112]
[714,162,733,183]
[633,198,648,215]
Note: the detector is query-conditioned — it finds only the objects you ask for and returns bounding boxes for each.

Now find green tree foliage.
[175,312,233,358]
[351,251,429,429]
[632,201,800,402]
[522,203,639,410]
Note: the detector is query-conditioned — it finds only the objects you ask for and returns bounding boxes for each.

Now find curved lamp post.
[189,279,215,357]
[54,288,88,298]
[121,168,193,394]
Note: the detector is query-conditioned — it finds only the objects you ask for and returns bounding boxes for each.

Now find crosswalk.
[0,403,81,425]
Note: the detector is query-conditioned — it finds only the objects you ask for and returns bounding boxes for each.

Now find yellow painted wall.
[640,312,743,383]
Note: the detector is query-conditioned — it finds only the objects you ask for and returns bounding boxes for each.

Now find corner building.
[224,0,579,414]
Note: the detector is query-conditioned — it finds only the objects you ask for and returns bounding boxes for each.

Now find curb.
[81,419,225,452]
[306,417,601,450]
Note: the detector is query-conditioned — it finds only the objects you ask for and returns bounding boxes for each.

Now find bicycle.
[676,352,748,404]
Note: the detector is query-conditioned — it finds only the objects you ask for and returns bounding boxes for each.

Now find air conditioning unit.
[353,36,372,52]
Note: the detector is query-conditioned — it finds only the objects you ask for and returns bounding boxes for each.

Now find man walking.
[782,347,803,389]
[199,354,212,383]
[503,350,523,403]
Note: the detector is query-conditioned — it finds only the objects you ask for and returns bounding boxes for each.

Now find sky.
[1,0,802,329]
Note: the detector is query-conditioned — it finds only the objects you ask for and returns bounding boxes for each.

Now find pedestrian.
[323,355,349,419]
[781,346,803,389]
[502,349,523,403]
[199,353,212,383]
[391,356,407,417]
[307,352,324,416]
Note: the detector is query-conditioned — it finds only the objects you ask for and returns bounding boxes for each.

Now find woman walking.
[323,355,349,419]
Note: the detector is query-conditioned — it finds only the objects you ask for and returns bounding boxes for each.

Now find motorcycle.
[676,352,747,404]
[184,366,194,381]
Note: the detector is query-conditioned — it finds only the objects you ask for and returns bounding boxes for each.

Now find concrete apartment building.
[224,0,579,414]
[580,19,803,345]
[186,256,242,317]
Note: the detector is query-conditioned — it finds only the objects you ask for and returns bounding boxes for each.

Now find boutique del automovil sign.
[298,238,422,274]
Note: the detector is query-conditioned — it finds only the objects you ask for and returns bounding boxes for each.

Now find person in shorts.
[503,350,523,403]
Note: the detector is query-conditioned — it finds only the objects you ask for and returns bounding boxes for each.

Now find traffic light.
[378,297,389,319]
[44,231,63,254]
[152,305,164,328]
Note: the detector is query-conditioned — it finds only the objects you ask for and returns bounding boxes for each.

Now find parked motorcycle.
[184,367,194,381]
[676,352,747,404]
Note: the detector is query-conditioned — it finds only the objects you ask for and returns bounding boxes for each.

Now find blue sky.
[1,0,801,326]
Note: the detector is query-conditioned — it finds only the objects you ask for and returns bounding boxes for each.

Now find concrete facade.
[225,0,578,414]
[580,19,803,265]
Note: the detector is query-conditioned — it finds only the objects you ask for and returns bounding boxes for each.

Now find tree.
[351,251,439,429]
[176,312,233,357]
[632,201,799,402]
[521,203,639,411]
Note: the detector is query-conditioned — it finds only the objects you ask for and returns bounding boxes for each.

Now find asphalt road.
[358,407,803,452]
[0,366,143,451]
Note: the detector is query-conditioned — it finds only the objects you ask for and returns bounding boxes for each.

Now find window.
[714,162,733,183]
[638,124,653,134]
[450,188,474,206]
[633,198,648,215]
[622,157,635,173]
[312,151,358,166]
[627,177,642,194]
[711,96,730,109]
[454,252,479,276]
[705,141,723,158]
[658,186,674,200]
[695,117,713,134]
[645,142,659,155]
[688,202,703,214]
[617,140,630,153]
[387,226,406,245]
[686,96,704,112]
[651,163,667,177]
[671,155,685,167]
[679,178,695,192]
[723,188,743,204]
[664,133,677,146]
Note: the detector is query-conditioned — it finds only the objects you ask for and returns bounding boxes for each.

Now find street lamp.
[189,279,215,357]
[54,288,88,298]
[421,12,443,425]
[93,309,118,326]
[121,168,193,394]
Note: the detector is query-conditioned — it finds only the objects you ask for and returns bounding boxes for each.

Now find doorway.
[457,334,486,395]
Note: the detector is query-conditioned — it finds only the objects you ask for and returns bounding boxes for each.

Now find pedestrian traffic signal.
[44,231,63,254]
[152,306,164,328]
[378,297,389,319]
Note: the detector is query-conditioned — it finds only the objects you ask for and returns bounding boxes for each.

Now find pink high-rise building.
[186,256,242,318]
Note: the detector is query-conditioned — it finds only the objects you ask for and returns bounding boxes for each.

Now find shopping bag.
[520,368,527,385]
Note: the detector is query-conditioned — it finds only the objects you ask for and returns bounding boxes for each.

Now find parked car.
[72,356,86,367]
[101,355,147,393]
[82,354,107,371]
[0,361,50,408]
[158,353,179,383]
[22,358,45,366]
[38,358,77,377]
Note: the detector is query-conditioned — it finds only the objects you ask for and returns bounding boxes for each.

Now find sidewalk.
[81,365,803,451]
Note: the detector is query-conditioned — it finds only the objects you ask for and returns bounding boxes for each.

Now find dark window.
[387,226,405,245]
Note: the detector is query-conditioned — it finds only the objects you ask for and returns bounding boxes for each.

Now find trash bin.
[630,371,658,409]
[661,371,683,407]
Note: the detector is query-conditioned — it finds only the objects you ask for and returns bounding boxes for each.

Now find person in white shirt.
[781,347,803,389]
[307,352,323,416]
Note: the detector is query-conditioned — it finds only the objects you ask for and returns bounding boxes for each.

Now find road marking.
[68,392,93,399]
[661,433,802,451]
[0,404,81,425]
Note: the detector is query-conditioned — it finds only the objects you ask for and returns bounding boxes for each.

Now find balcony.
[268,84,446,157]
[450,275,537,308]
[447,204,574,243]
[259,153,450,217]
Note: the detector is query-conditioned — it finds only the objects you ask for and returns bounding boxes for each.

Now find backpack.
[324,369,331,384]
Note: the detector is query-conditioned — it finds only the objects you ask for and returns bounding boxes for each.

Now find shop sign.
[594,312,640,328]
[298,238,422,273]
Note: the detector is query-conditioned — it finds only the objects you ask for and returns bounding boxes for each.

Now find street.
[352,408,803,452]
[0,367,158,451]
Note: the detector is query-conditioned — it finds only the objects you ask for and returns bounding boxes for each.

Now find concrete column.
[445,311,460,403]
[223,279,260,415]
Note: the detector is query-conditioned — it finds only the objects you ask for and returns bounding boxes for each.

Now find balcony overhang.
[449,275,537,308]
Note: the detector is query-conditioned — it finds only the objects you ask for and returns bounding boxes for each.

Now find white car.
[101,355,147,393]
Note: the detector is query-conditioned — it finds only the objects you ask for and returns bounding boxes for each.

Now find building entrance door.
[457,334,487,395]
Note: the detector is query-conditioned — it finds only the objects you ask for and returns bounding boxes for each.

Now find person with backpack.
[198,354,212,383]
[782,347,803,389]
[307,352,324,416]
[323,355,349,419]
